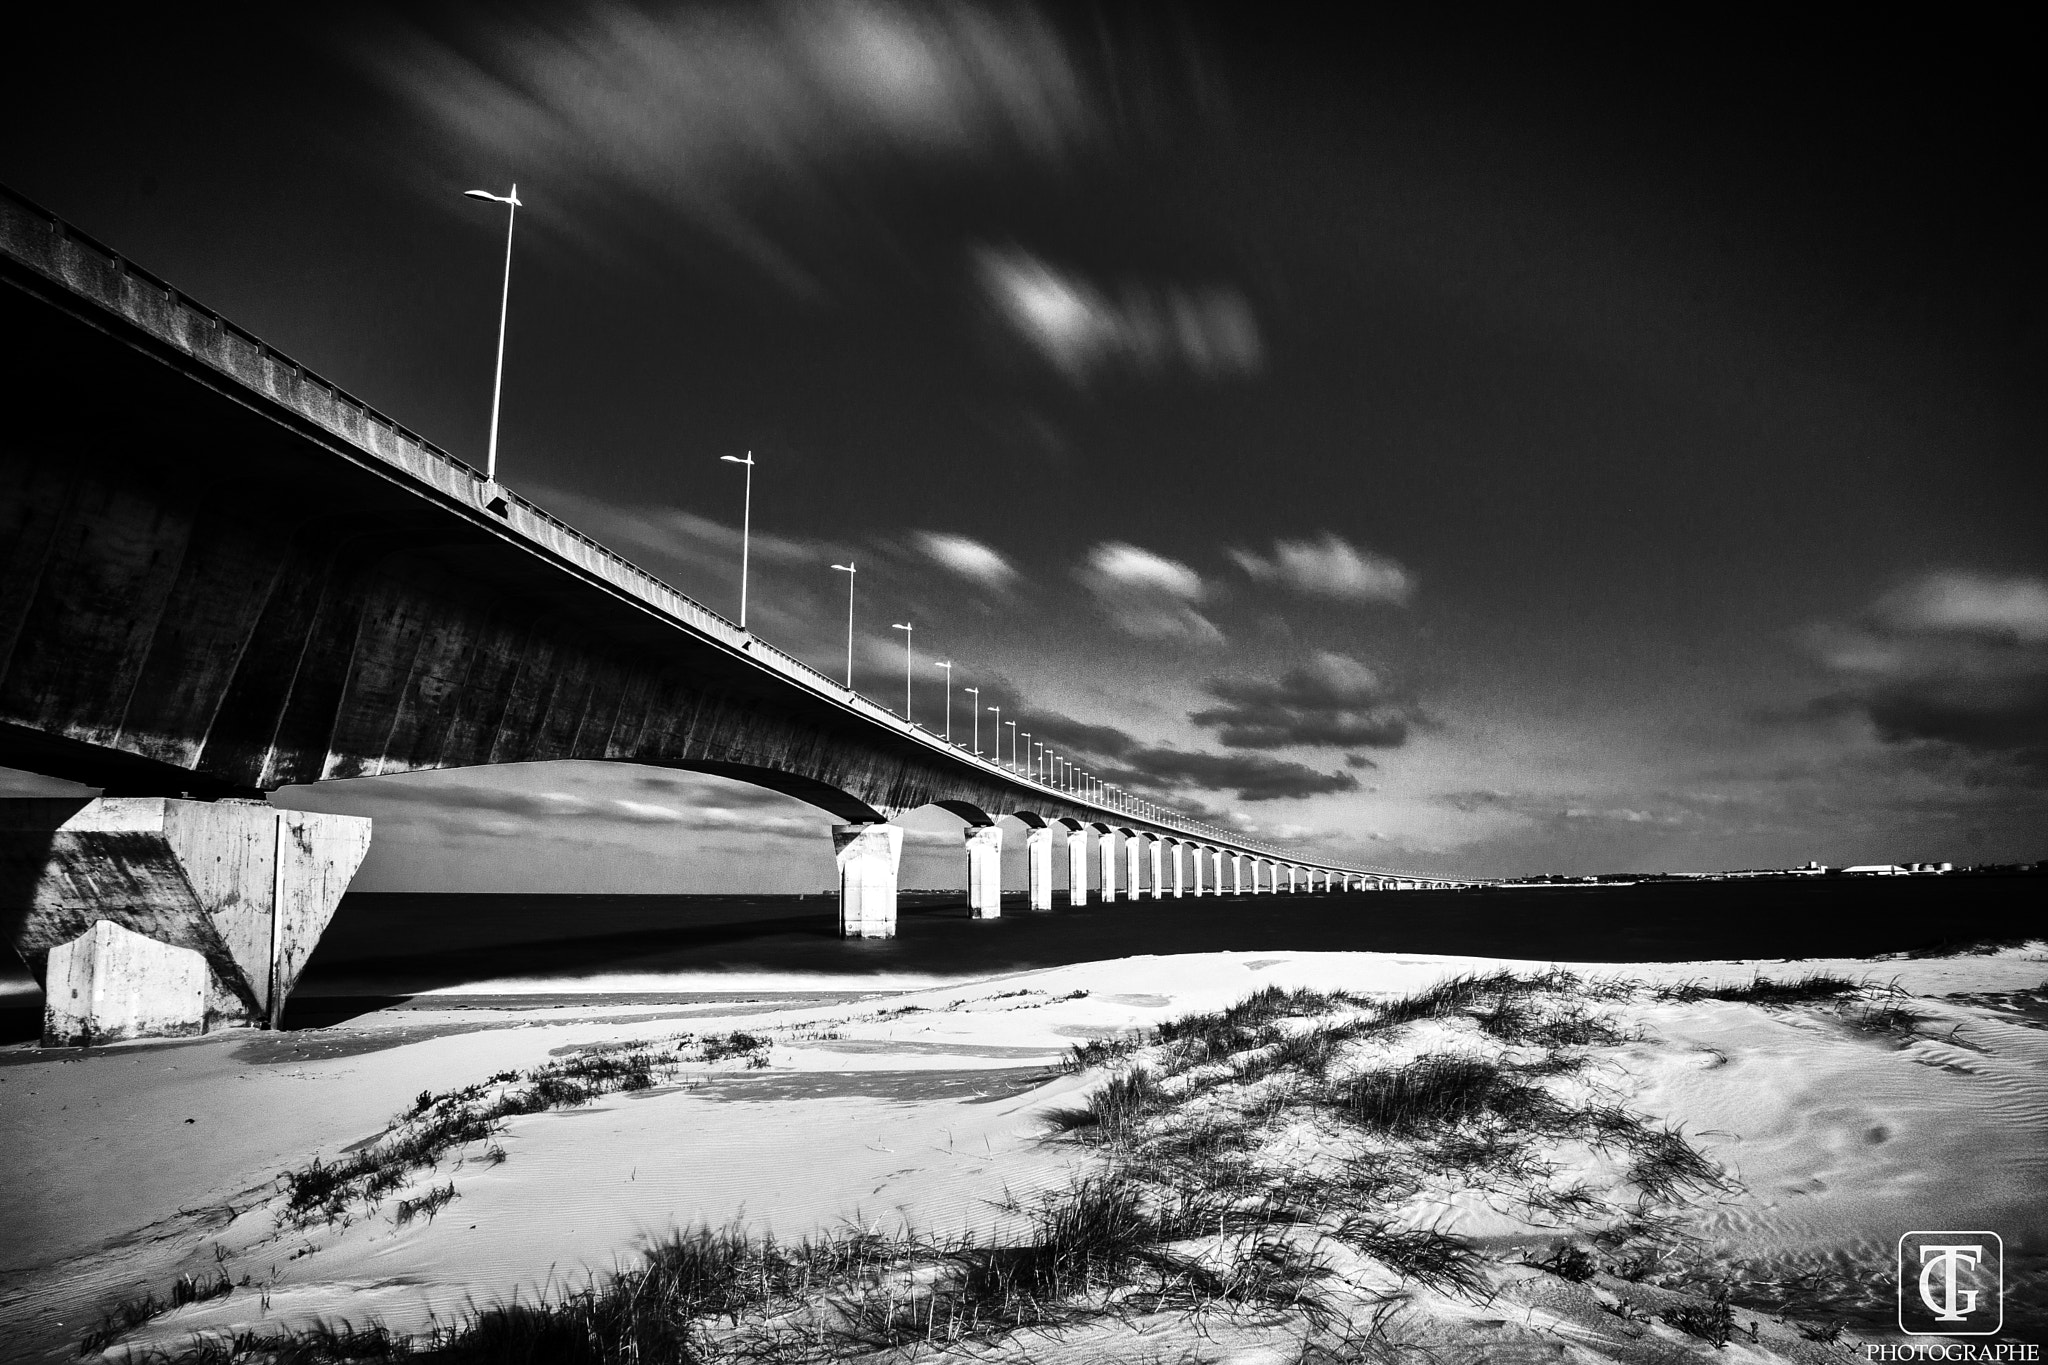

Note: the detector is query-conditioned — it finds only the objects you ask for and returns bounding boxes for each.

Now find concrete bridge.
[0,185,1474,1045]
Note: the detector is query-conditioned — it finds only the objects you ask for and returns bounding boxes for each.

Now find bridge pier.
[3,798,371,1047]
[1210,848,1224,894]
[1149,838,1164,899]
[1097,831,1118,902]
[1231,853,1245,896]
[1124,835,1143,901]
[1025,827,1056,911]
[1170,842,1184,897]
[1190,846,1205,896]
[1066,828,1090,906]
[833,822,902,938]
[964,824,1002,919]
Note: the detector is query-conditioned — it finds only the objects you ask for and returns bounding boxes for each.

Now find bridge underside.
[0,199,1410,1045]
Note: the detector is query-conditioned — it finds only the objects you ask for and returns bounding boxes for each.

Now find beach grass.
[92,968,1909,1363]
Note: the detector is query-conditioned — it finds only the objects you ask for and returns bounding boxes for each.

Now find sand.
[3,944,2043,1362]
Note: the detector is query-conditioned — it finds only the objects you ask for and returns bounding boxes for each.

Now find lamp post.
[719,451,754,627]
[986,705,1001,761]
[830,563,856,688]
[890,623,913,721]
[462,184,522,498]
[934,660,953,742]
[964,687,980,753]
[1005,721,1017,771]
[1020,732,1031,779]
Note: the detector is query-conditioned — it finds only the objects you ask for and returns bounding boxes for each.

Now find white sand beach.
[3,943,2043,1363]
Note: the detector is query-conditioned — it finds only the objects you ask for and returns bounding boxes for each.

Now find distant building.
[1842,864,1908,876]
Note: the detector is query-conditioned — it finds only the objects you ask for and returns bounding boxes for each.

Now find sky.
[4,5,2042,890]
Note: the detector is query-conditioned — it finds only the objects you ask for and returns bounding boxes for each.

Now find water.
[2,873,2035,1041]
[292,871,2037,999]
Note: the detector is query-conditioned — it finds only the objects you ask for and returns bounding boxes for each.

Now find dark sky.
[5,5,2042,887]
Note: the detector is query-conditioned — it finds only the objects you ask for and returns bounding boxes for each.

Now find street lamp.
[830,563,857,688]
[1020,732,1031,779]
[891,623,914,720]
[934,660,953,742]
[964,687,980,753]
[1005,720,1018,770]
[986,705,1001,760]
[719,451,754,627]
[462,184,522,502]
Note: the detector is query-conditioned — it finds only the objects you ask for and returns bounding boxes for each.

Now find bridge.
[0,184,1476,1046]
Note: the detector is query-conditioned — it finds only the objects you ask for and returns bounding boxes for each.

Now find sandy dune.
[3,944,2043,1362]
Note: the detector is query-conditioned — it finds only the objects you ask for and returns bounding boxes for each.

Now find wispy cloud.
[1075,541,1223,643]
[975,246,1261,383]
[368,2,1099,292]
[1228,533,1414,606]
[1191,651,1421,750]
[1800,569,2048,773]
[912,531,1019,590]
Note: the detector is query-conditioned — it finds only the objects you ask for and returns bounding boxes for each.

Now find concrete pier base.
[964,824,1002,919]
[1191,847,1205,896]
[1211,849,1224,894]
[834,822,902,938]
[1066,828,1090,906]
[1171,843,1184,897]
[1124,835,1143,901]
[1232,854,1245,896]
[3,797,372,1046]
[1287,866,1299,894]
[1149,839,1165,900]
[1025,827,1056,911]
[1097,831,1118,903]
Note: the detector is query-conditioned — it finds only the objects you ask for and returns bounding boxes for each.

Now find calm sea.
[3,873,2036,1041]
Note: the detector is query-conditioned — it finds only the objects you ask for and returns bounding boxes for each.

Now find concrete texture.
[1097,830,1118,903]
[964,824,1001,919]
[1025,827,1055,911]
[2,797,370,1044]
[1149,838,1164,900]
[1124,834,1143,902]
[44,917,209,1043]
[1066,828,1090,907]
[832,823,901,938]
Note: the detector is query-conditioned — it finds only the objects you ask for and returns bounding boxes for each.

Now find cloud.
[1872,571,2048,644]
[913,531,1019,589]
[1801,570,2048,772]
[1075,542,1223,643]
[1228,533,1414,606]
[1115,749,1359,801]
[370,2,1098,292]
[1191,651,1420,749]
[1018,710,1351,803]
[975,246,1261,383]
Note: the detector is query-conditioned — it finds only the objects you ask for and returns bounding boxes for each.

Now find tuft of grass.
[393,1182,457,1228]
[1662,1283,1739,1346]
[278,1047,678,1225]
[1656,973,1861,1004]
[1062,1034,1143,1072]
[1333,1056,1563,1135]
[1527,1241,1599,1283]
[1043,1066,1160,1143]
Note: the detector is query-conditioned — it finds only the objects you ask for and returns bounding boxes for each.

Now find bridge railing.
[0,184,1466,882]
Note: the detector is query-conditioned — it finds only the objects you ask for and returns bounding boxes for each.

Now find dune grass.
[97,969,1825,1362]
[280,1046,680,1226]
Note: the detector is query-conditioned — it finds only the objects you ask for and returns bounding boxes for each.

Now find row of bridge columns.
[831,820,1417,938]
